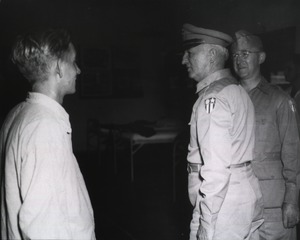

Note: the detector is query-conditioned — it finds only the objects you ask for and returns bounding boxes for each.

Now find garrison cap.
[232,30,264,51]
[182,23,233,50]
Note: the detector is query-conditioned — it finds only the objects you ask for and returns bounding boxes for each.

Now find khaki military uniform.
[248,78,299,240]
[187,69,264,240]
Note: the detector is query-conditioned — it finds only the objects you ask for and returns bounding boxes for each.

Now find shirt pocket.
[255,114,279,144]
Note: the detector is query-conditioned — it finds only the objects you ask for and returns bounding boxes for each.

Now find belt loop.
[187,163,201,173]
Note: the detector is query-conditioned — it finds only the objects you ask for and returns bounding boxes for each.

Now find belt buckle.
[187,165,193,173]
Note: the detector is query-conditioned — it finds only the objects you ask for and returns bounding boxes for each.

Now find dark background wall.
[0,0,299,152]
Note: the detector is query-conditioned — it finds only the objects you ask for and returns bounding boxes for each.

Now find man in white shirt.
[0,29,96,239]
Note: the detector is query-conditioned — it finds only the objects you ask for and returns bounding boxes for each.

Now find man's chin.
[188,72,195,80]
[236,69,248,78]
[66,88,76,95]
[188,72,202,82]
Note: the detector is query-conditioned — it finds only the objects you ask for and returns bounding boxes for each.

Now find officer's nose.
[182,52,188,65]
[234,56,242,65]
[76,63,81,75]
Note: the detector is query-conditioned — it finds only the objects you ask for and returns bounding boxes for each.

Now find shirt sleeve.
[197,95,232,239]
[293,95,300,189]
[277,97,300,205]
[18,119,72,239]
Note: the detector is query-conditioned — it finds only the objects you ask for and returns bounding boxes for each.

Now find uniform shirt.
[248,78,299,208]
[293,90,300,189]
[187,69,255,235]
[0,92,96,240]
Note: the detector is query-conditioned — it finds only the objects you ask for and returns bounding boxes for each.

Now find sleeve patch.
[204,97,216,114]
[289,100,295,112]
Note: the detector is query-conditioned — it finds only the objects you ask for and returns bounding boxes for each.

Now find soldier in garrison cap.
[182,23,264,240]
[231,29,300,240]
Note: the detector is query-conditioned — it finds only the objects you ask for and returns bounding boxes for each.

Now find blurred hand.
[197,225,208,240]
[282,202,299,228]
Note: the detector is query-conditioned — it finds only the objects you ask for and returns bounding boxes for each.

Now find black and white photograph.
[0,0,299,239]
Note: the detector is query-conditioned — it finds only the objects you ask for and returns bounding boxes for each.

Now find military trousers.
[258,208,297,240]
[189,164,264,240]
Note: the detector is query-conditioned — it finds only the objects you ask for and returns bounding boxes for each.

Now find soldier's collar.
[196,69,232,93]
[254,77,271,94]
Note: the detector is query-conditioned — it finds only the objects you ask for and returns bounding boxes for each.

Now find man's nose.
[76,64,81,74]
[182,52,188,65]
[234,56,242,65]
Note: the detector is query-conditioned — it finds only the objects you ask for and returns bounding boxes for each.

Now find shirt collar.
[26,92,70,123]
[251,77,270,95]
[196,69,232,93]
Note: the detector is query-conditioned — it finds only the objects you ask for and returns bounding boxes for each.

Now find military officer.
[231,30,300,240]
[182,23,264,240]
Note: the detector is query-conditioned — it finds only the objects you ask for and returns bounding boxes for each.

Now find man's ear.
[209,48,217,57]
[55,59,63,78]
[209,48,217,63]
[258,52,266,64]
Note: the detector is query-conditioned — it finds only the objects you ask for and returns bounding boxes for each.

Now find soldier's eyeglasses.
[232,50,260,60]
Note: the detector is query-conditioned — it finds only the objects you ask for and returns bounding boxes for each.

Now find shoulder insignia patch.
[289,100,295,112]
[205,97,216,113]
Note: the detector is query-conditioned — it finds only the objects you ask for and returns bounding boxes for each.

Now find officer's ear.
[209,48,217,57]
[209,48,217,63]
[258,52,266,64]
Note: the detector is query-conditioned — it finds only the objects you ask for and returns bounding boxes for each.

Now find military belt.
[187,161,251,173]
[230,161,251,168]
[187,163,201,173]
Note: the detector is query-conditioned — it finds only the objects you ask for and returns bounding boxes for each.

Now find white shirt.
[0,92,96,240]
